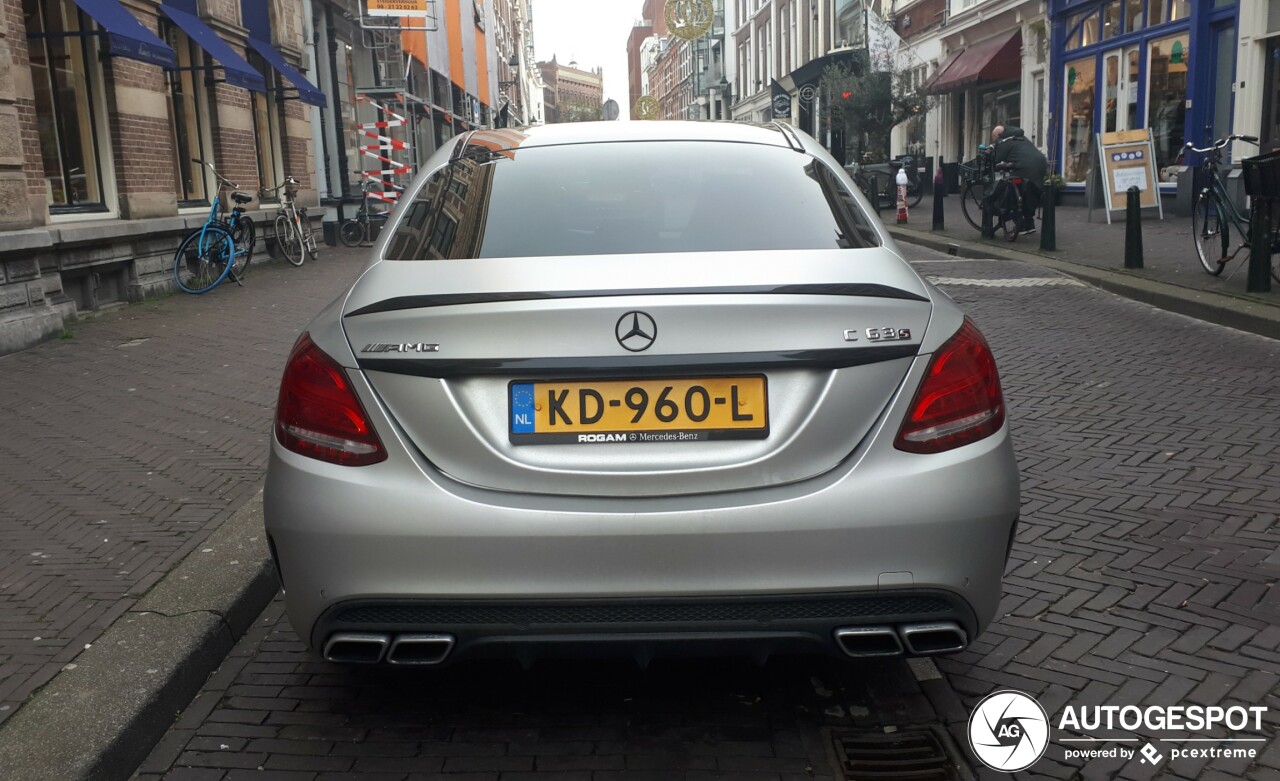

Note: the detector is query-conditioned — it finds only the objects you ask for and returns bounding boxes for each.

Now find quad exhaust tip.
[387,634,455,665]
[899,622,967,656]
[323,632,456,665]
[323,632,390,664]
[834,622,968,658]
[834,626,905,658]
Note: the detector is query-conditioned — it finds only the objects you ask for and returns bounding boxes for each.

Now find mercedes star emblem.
[615,311,657,352]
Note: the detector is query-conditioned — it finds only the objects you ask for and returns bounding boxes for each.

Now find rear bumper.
[264,417,1020,661]
[311,591,978,665]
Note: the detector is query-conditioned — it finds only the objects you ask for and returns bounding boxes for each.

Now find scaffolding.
[353,10,431,208]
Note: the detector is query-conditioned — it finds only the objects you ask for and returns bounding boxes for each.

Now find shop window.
[247,51,285,193]
[833,0,861,48]
[1125,0,1144,33]
[336,40,360,191]
[1064,57,1096,183]
[1210,24,1236,142]
[979,88,1020,147]
[1102,2,1121,40]
[1147,33,1189,178]
[164,24,210,206]
[1065,10,1099,51]
[1149,0,1190,27]
[24,0,111,212]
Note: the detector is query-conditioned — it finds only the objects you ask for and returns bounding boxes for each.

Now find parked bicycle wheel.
[339,217,366,247]
[274,213,305,266]
[298,209,319,261]
[1192,194,1231,276]
[961,182,988,230]
[223,216,255,279]
[173,226,235,294]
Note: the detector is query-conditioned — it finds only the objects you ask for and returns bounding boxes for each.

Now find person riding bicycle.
[988,125,1048,235]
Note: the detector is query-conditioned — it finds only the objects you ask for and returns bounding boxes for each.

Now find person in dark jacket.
[990,125,1048,234]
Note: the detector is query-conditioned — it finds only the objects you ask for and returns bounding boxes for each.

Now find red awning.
[923,30,1022,95]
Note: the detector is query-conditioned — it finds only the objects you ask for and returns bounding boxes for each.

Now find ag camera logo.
[968,690,1050,772]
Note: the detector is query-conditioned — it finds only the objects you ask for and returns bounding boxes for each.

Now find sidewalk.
[0,249,368,778]
[885,193,1280,340]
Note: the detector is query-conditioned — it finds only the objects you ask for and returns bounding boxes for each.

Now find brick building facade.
[0,0,319,355]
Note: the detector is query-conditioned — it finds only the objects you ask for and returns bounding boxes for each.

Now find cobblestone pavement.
[0,249,368,725]
[130,252,1279,781]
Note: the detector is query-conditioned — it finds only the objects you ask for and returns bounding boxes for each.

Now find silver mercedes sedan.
[264,120,1019,667]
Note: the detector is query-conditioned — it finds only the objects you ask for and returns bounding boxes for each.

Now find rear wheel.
[275,213,304,266]
[173,226,235,294]
[1192,194,1230,275]
[298,209,319,261]
[906,181,924,208]
[227,216,254,279]
[339,218,366,247]
[961,182,987,230]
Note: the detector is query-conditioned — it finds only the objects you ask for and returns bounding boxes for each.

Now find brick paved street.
[128,251,1278,781]
[0,250,367,726]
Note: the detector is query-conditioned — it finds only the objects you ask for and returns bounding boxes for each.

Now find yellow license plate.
[509,376,768,445]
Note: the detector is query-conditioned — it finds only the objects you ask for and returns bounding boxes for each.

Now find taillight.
[275,333,387,466]
[895,317,1005,454]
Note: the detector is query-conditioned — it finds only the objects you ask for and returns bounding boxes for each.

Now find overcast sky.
[531,0,643,118]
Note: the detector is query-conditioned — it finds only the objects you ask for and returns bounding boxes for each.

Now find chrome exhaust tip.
[899,622,967,655]
[834,626,905,658]
[386,633,455,665]
[323,632,390,664]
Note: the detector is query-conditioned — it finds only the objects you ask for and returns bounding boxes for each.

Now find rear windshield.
[383,140,881,260]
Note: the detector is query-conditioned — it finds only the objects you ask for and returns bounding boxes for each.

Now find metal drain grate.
[830,727,968,781]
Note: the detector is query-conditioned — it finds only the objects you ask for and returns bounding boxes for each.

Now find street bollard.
[1039,180,1056,251]
[981,193,994,239]
[896,168,909,224]
[1124,186,1143,269]
[932,157,945,231]
[870,175,881,217]
[1249,199,1273,293]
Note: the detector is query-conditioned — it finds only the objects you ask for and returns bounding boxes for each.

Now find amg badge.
[361,343,440,353]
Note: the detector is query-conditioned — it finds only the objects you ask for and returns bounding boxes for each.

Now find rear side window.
[383,140,881,260]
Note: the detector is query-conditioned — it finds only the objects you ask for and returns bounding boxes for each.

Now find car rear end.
[264,122,1019,666]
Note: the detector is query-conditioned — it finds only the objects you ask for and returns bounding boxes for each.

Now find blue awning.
[246,38,327,107]
[70,0,175,69]
[158,4,264,92]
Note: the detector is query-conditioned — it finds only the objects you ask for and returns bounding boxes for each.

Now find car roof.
[456,120,801,158]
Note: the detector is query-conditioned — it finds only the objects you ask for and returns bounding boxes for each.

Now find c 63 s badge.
[362,343,440,353]
[844,327,912,342]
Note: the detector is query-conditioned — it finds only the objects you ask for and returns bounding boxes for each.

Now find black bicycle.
[845,154,924,210]
[339,179,392,247]
[986,162,1033,242]
[959,145,996,231]
[1187,134,1280,283]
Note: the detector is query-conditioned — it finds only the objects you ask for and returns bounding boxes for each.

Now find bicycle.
[339,178,393,247]
[985,162,1033,242]
[1187,134,1280,283]
[263,177,318,266]
[173,159,255,294]
[845,154,924,210]
[959,145,996,231]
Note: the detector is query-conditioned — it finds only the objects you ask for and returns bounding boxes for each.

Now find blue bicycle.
[173,159,256,294]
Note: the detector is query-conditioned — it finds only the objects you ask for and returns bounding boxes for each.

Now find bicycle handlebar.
[1184,135,1259,155]
[192,158,240,190]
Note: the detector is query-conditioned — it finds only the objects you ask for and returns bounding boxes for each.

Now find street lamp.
[718,76,732,121]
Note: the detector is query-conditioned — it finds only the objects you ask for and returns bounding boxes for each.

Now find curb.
[887,225,1280,341]
[0,493,278,781]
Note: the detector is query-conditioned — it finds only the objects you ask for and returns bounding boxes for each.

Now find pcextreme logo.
[967,691,1269,773]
